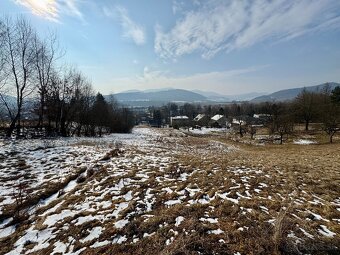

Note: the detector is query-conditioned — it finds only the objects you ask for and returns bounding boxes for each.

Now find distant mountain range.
[111,89,206,107]
[112,88,266,106]
[2,82,338,114]
[192,90,264,102]
[111,82,339,106]
[251,82,340,102]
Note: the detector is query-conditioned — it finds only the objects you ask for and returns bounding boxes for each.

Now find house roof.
[171,116,189,120]
[211,114,224,121]
[253,114,271,118]
[194,114,205,121]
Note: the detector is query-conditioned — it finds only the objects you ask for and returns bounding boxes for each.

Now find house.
[170,116,190,128]
[232,118,247,126]
[253,113,271,119]
[193,114,209,127]
[253,114,272,124]
[232,115,269,127]
[209,114,227,128]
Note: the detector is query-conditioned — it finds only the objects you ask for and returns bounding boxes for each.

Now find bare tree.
[0,19,6,85]
[293,88,318,131]
[229,103,245,137]
[0,19,14,122]
[44,70,62,133]
[33,31,62,129]
[68,72,94,136]
[58,66,76,136]
[43,66,97,136]
[248,125,257,140]
[276,114,294,145]
[322,88,340,143]
[267,102,294,144]
[1,17,36,137]
[0,16,134,138]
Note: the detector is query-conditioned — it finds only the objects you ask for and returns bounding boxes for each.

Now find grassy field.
[0,127,339,255]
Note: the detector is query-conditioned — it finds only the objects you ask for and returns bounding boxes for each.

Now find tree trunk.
[37,93,45,130]
[16,111,21,136]
[7,117,17,137]
[90,126,95,136]
[305,120,309,131]
[7,110,21,137]
[76,125,82,137]
[60,117,67,136]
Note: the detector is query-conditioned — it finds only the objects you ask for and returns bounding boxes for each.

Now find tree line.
[143,85,340,143]
[0,16,134,138]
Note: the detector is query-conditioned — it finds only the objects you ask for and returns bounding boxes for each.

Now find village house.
[209,114,227,128]
[193,114,210,127]
[232,114,269,128]
[232,118,247,126]
[170,116,190,128]
[253,113,272,124]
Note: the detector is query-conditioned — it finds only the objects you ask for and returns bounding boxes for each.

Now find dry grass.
[1,128,339,255]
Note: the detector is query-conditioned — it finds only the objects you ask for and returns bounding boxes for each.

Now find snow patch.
[318,225,336,237]
[175,216,184,227]
[294,139,317,145]
[80,226,103,243]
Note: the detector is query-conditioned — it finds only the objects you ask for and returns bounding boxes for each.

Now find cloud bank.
[155,0,340,59]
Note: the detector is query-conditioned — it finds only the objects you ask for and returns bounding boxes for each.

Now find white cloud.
[110,65,266,94]
[14,0,83,22]
[61,0,83,20]
[155,0,340,59]
[172,1,184,15]
[102,6,113,18]
[112,6,146,45]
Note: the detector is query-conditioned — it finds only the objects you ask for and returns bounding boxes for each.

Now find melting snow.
[0,225,16,239]
[217,192,239,204]
[81,226,103,243]
[8,226,56,255]
[52,241,67,254]
[112,235,127,244]
[208,228,224,235]
[299,228,314,239]
[200,218,218,224]
[90,240,110,248]
[307,211,330,222]
[175,216,184,227]
[162,187,173,194]
[165,199,182,206]
[1,127,338,254]
[318,225,336,237]
[44,210,75,227]
[294,139,317,145]
[115,219,129,229]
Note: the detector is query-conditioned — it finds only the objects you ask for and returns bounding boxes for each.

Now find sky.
[1,0,340,95]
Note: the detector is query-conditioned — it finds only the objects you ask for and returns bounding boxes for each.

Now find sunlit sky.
[2,0,340,95]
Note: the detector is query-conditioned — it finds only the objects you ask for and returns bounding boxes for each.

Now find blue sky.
[1,0,340,95]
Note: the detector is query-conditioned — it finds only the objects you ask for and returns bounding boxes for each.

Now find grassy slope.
[0,128,339,255]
